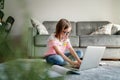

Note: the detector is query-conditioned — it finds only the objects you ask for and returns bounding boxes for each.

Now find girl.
[44,19,82,68]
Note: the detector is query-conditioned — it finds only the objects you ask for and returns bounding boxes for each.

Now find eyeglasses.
[63,31,70,35]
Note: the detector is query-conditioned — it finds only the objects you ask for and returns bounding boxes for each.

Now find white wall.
[3,0,23,36]
[3,0,120,36]
[26,0,114,22]
[112,0,120,24]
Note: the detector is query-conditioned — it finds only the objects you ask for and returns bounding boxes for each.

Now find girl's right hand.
[71,61,81,69]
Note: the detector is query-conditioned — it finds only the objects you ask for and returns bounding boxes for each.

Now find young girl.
[44,19,82,68]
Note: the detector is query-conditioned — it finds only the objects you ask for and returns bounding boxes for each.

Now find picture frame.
[0,0,4,9]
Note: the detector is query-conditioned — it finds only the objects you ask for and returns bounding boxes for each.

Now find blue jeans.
[45,50,83,66]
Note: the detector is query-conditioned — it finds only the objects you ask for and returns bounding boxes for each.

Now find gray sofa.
[28,21,120,60]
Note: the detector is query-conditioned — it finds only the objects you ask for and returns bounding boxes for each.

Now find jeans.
[45,50,83,66]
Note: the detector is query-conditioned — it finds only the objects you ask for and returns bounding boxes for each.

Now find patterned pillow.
[90,24,112,35]
[31,18,49,35]
[111,24,120,34]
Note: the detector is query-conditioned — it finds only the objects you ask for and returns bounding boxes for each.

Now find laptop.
[71,46,106,71]
[48,46,106,77]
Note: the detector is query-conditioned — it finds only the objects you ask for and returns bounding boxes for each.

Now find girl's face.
[61,27,71,39]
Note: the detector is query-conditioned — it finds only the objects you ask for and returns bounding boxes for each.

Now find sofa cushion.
[43,21,76,36]
[34,35,79,47]
[74,47,120,59]
[79,35,120,47]
[34,35,49,47]
[76,21,110,35]
[69,36,79,47]
[34,47,48,57]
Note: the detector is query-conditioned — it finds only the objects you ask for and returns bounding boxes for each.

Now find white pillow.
[90,23,113,35]
[111,24,120,34]
[31,18,49,35]
[112,24,120,31]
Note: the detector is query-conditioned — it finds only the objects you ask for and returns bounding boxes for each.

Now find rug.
[65,66,120,80]
[0,59,120,80]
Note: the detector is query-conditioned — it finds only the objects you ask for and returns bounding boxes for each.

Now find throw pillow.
[90,23,113,35]
[111,25,118,34]
[111,24,120,34]
[31,18,49,35]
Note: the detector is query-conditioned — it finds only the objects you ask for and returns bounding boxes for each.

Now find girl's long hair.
[55,19,72,40]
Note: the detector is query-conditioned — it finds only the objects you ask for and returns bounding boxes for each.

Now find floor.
[0,59,120,80]
[49,60,120,80]
[64,65,120,80]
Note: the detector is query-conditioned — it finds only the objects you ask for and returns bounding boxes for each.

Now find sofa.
[28,21,120,60]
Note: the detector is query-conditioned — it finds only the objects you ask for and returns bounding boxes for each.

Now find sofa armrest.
[27,27,37,57]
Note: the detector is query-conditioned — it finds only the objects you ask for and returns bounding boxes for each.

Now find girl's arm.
[49,40,78,66]
[69,47,82,64]
[53,45,75,65]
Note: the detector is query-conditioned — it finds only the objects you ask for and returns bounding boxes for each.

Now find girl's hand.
[72,61,81,69]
